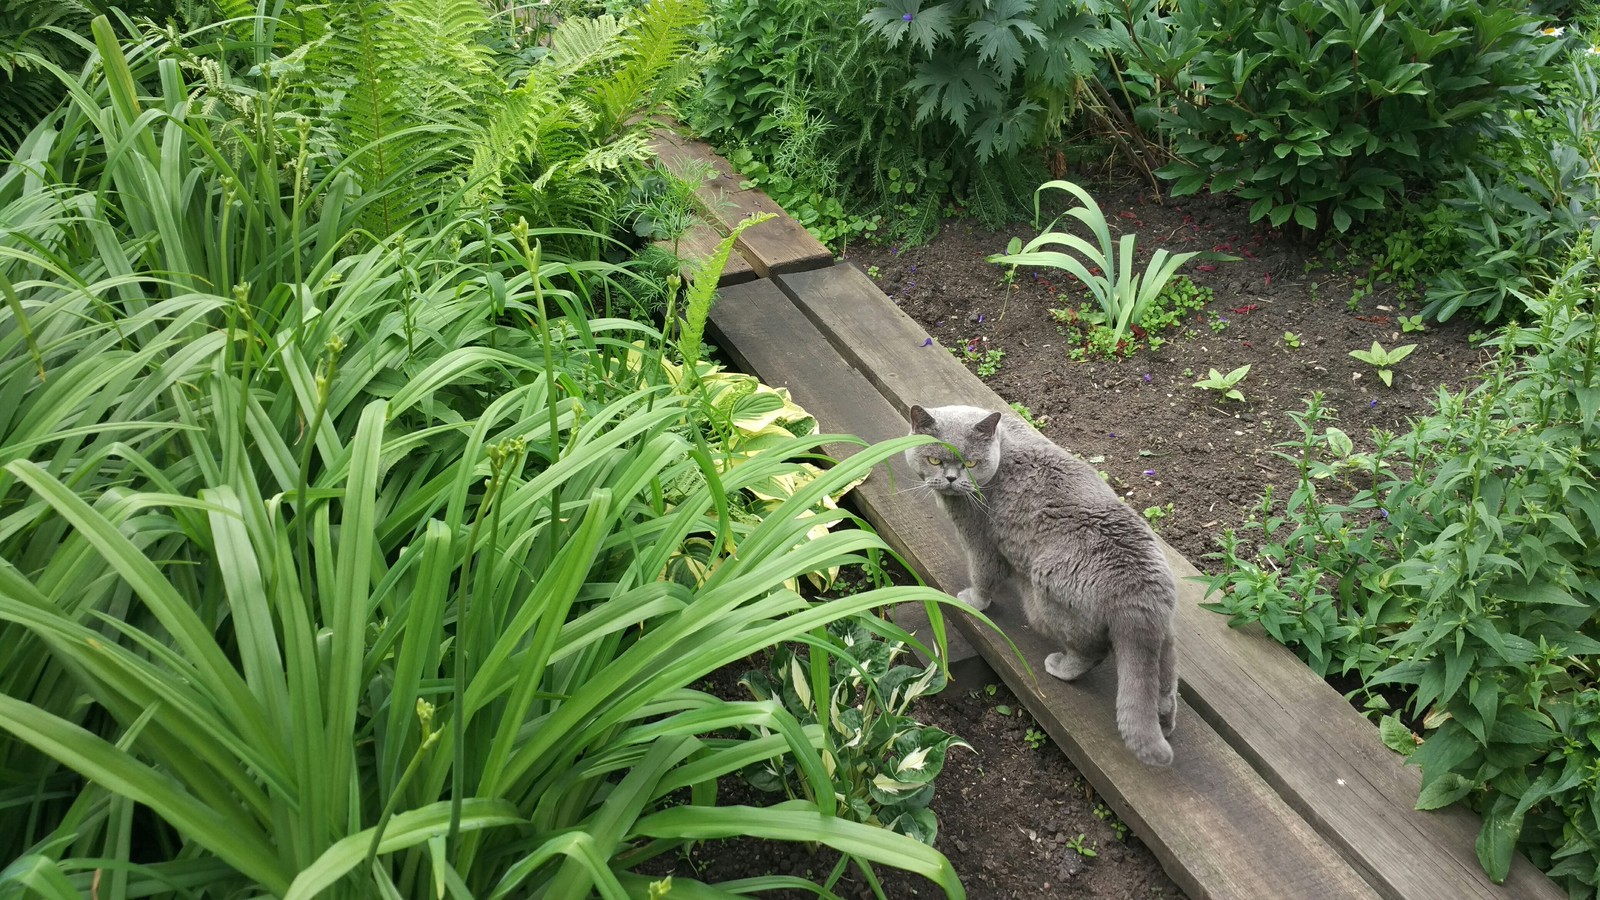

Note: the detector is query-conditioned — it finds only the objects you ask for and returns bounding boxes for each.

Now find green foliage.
[676,211,774,371]
[1423,53,1600,322]
[995,180,1200,349]
[1023,727,1048,750]
[1009,401,1042,428]
[741,620,970,845]
[1049,274,1210,361]
[1204,256,1600,891]
[1192,365,1251,402]
[1138,0,1554,234]
[950,341,1004,377]
[0,15,970,897]
[303,0,706,241]
[0,0,92,150]
[692,0,1045,244]
[1313,197,1461,308]
[1349,341,1418,387]
[1283,331,1302,349]
[861,0,1117,162]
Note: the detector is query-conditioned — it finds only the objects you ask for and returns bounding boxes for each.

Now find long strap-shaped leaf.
[0,693,291,894]
[282,799,523,900]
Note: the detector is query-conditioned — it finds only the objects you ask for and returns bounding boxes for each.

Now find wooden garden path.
[649,127,1563,900]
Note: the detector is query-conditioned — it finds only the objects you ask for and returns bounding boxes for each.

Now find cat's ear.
[973,411,1002,438]
[909,405,936,433]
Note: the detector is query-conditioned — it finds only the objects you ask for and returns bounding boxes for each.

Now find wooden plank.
[771,262,1563,900]
[709,278,1380,900]
[647,130,834,278]
[649,127,745,196]
[654,222,756,287]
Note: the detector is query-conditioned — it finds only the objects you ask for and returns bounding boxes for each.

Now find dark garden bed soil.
[841,179,1484,568]
[660,656,1180,899]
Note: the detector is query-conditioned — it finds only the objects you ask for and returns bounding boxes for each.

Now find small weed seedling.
[951,341,1005,378]
[1065,833,1099,858]
[1283,331,1302,348]
[1093,802,1129,841]
[1010,401,1044,428]
[1399,314,1425,333]
[1193,364,1251,402]
[985,683,999,698]
[866,265,881,279]
[1142,503,1173,527]
[1024,727,1048,750]
[1349,341,1416,387]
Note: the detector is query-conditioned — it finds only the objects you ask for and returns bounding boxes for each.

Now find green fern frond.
[588,0,705,135]
[310,0,495,237]
[548,13,629,75]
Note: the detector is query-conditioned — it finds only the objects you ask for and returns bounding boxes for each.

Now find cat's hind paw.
[956,587,992,611]
[1044,650,1100,682]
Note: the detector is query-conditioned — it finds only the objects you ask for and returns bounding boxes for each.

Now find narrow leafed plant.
[0,14,970,899]
[990,179,1200,349]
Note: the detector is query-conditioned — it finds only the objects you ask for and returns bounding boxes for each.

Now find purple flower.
[1109,432,1116,438]
[921,337,932,347]
[977,313,986,324]
[1143,469,1156,477]
[1143,373,1152,383]
[1369,399,1379,408]
[902,11,913,21]
[910,264,918,273]
[1379,508,1389,518]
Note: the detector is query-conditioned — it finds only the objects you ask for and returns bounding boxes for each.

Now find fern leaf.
[679,212,775,372]
[548,14,629,75]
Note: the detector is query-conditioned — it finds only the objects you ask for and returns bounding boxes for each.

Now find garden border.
[651,128,1563,900]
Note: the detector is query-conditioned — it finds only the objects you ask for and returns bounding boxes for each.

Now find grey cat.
[906,404,1178,766]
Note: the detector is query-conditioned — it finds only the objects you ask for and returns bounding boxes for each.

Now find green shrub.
[1139,0,1555,234]
[1205,244,1600,891]
[1424,54,1600,322]
[742,619,969,845]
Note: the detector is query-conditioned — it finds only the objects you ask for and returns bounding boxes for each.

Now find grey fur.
[906,404,1179,766]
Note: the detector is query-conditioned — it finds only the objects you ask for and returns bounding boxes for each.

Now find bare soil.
[689,176,1486,898]
[843,182,1483,566]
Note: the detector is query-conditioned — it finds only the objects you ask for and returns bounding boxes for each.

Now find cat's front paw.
[956,587,992,611]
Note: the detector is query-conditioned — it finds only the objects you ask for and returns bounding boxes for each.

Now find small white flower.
[1588,45,1600,56]
[1541,25,1566,37]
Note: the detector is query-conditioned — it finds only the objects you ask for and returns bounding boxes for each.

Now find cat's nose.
[944,473,958,483]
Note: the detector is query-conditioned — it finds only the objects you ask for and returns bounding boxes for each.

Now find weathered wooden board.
[710,277,1379,900]
[655,222,756,287]
[648,130,834,278]
[770,262,1562,900]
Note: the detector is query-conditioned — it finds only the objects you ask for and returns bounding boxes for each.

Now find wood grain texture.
[647,130,833,278]
[710,277,1379,900]
[768,262,1562,900]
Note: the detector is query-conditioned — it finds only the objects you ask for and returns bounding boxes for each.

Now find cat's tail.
[1114,627,1174,767]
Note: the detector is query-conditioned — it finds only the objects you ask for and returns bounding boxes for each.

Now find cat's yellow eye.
[963,459,976,469]
[925,455,942,466]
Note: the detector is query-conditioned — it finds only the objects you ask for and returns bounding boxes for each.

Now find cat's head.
[905,404,1003,496]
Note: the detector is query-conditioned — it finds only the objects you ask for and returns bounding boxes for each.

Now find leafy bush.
[1204,244,1600,891]
[742,620,969,845]
[1424,53,1600,321]
[0,15,969,897]
[1137,0,1555,234]
[692,0,1047,245]
[859,0,1116,162]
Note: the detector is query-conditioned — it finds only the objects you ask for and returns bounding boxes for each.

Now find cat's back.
[989,422,1164,555]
